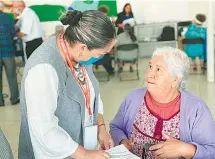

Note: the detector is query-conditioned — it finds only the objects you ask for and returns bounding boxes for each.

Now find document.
[122,18,136,27]
[106,145,140,159]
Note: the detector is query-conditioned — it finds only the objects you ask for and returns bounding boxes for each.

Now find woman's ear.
[79,43,87,51]
[77,43,87,57]
[172,77,181,88]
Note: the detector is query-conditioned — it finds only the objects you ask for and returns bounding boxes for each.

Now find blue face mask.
[79,56,104,65]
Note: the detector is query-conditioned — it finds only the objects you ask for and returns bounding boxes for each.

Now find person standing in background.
[12,1,43,59]
[0,1,19,107]
[183,14,207,73]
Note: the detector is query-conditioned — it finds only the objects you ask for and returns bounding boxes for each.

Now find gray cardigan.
[18,36,100,159]
[0,128,14,159]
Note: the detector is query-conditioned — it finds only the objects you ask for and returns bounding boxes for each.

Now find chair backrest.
[178,21,192,37]
[178,21,192,27]
[0,128,14,159]
[116,32,139,61]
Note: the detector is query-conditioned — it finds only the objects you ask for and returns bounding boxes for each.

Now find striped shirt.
[0,11,16,58]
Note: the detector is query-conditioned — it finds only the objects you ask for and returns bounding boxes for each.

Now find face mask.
[79,56,104,65]
[14,8,22,15]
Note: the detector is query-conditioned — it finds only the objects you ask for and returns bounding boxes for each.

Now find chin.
[146,84,156,91]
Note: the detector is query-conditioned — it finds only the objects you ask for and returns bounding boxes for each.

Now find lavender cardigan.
[110,88,215,159]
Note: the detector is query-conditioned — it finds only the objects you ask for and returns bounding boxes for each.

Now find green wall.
[98,0,117,16]
[29,5,66,22]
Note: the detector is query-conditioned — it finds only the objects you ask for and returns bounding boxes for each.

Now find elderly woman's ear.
[172,77,181,89]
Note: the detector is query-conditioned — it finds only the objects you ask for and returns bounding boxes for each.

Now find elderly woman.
[110,47,215,159]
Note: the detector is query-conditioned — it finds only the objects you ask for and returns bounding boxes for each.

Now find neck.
[149,88,179,103]
[56,35,77,66]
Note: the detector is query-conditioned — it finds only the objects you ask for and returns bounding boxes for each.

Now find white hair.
[152,46,190,90]
[0,1,4,11]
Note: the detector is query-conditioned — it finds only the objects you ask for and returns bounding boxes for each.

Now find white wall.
[39,0,210,37]
[117,0,209,24]
[187,0,209,26]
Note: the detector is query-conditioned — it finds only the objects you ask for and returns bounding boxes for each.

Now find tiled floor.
[0,58,214,159]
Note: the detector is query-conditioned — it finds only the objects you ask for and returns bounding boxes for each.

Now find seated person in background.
[183,14,207,72]
[94,5,115,75]
[54,25,64,36]
[117,24,137,73]
[115,3,134,35]
[110,47,215,159]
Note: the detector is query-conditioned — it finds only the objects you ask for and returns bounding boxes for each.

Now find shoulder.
[24,64,59,91]
[1,12,11,20]
[32,36,57,56]
[24,37,66,78]
[26,64,58,81]
[118,88,147,113]
[117,12,124,17]
[22,8,37,18]
[126,88,147,101]
[181,91,209,113]
[187,24,194,29]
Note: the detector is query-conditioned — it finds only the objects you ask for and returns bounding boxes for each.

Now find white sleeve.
[98,94,104,115]
[19,14,33,35]
[25,64,78,158]
[181,27,188,37]
[15,19,21,29]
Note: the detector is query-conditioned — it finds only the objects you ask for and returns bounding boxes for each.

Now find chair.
[0,128,14,159]
[93,62,110,82]
[93,52,115,82]
[177,21,192,37]
[115,32,139,81]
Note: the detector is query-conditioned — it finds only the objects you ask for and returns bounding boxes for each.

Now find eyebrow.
[149,62,164,69]
[156,64,164,69]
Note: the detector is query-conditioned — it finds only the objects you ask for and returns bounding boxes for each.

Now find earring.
[79,52,83,57]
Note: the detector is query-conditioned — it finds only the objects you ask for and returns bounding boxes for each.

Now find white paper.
[122,18,136,27]
[84,125,98,150]
[106,145,140,159]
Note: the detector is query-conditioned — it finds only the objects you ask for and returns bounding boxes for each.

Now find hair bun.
[60,10,82,26]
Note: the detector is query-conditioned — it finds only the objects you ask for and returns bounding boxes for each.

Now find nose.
[147,68,155,79]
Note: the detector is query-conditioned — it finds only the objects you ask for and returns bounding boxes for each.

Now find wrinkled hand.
[150,132,196,159]
[84,150,110,159]
[120,139,134,151]
[98,126,114,150]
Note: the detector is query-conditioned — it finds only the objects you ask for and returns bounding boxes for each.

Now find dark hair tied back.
[60,10,83,26]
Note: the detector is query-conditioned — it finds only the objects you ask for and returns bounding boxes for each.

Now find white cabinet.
[136,22,178,57]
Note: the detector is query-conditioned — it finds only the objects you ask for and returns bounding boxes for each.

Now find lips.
[147,81,155,84]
